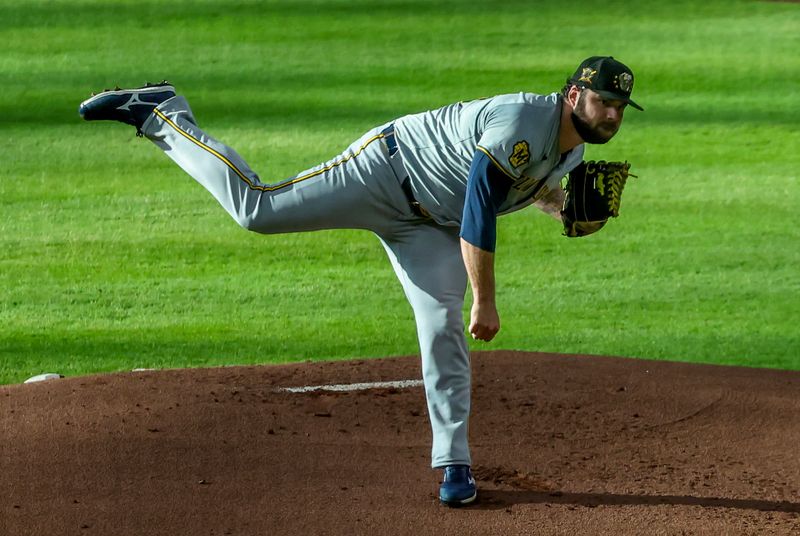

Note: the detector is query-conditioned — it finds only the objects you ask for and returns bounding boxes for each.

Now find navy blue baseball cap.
[568,56,643,111]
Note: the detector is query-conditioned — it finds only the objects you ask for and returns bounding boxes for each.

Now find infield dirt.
[1,351,798,535]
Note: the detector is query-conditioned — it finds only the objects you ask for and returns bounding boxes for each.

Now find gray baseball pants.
[141,96,471,468]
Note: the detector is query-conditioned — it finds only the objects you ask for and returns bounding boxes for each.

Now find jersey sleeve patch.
[509,140,531,168]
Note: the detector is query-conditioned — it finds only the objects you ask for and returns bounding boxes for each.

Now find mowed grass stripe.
[0,0,798,384]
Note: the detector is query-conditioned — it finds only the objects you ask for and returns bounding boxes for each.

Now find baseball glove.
[561,160,635,237]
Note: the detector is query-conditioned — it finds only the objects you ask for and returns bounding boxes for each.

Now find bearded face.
[570,89,622,145]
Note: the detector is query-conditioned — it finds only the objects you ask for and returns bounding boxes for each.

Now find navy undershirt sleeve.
[459,151,513,252]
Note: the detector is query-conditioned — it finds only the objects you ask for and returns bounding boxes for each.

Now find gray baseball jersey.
[140,91,582,470]
[394,92,584,225]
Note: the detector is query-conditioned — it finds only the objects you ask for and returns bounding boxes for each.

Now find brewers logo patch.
[509,140,530,168]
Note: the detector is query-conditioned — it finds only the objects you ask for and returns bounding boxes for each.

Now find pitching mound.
[2,351,799,535]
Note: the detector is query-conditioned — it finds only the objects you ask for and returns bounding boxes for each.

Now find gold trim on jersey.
[477,144,542,193]
[476,145,518,180]
[153,108,384,192]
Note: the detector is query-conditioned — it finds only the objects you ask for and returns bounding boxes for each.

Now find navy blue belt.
[382,124,400,157]
[381,125,430,219]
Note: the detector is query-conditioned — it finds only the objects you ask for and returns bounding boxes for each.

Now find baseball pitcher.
[79,56,642,507]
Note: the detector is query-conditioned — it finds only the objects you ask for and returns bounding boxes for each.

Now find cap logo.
[618,72,633,93]
[509,140,530,168]
[578,67,596,85]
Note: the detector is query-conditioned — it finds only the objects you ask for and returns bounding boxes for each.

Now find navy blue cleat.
[78,81,175,136]
[439,465,477,507]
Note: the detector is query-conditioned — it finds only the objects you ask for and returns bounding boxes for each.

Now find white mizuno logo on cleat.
[116,93,152,112]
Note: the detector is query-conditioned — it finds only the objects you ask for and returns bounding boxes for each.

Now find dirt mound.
[2,351,798,535]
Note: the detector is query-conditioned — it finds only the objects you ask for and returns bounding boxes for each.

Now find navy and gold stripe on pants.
[153,107,387,193]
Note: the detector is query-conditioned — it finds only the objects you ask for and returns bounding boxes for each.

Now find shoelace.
[89,80,170,97]
[589,160,636,218]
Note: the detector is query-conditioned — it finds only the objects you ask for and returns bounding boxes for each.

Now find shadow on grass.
[7,69,798,130]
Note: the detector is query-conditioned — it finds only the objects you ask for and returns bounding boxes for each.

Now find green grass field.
[2,0,798,385]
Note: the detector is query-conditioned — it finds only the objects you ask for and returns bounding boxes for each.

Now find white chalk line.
[280,379,424,393]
